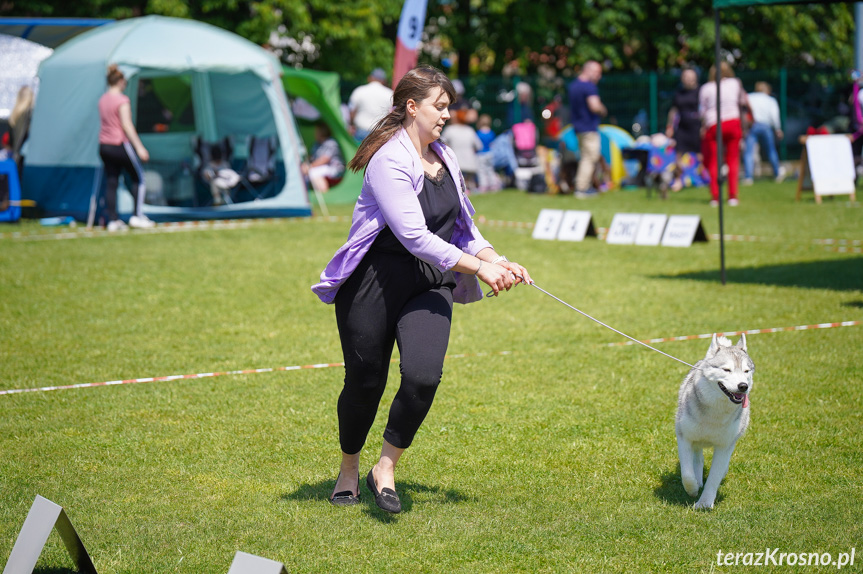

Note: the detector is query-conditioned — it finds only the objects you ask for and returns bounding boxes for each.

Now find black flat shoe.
[329,472,360,506]
[366,468,401,514]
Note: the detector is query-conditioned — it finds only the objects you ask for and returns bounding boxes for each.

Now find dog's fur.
[675,334,754,509]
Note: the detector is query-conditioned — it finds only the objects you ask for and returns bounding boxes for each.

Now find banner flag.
[392,0,428,88]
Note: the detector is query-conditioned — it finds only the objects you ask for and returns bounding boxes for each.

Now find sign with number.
[661,215,708,247]
[606,213,642,244]
[532,209,564,240]
[634,214,668,246]
[557,210,597,241]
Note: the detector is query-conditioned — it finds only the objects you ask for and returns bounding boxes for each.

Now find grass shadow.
[654,464,724,508]
[654,257,863,292]
[33,569,78,574]
[281,479,472,521]
[841,300,863,308]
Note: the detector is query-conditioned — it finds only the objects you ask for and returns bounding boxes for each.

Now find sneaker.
[129,214,156,229]
[106,219,127,232]
[741,178,754,186]
[709,200,719,207]
[728,198,739,206]
[775,166,787,183]
[574,188,599,199]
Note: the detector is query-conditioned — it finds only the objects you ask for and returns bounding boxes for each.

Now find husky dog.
[675,334,754,509]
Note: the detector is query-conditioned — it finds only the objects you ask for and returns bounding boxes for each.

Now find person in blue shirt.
[567,61,607,197]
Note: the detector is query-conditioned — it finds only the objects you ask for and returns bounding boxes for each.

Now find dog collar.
[717,382,750,408]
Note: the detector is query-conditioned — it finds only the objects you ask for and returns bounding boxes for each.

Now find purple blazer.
[312,127,493,304]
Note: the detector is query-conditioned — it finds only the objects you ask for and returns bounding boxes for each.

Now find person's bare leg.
[371,439,404,492]
[332,451,360,498]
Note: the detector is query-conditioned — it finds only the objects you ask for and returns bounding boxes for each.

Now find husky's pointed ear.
[707,333,720,357]
[737,333,747,352]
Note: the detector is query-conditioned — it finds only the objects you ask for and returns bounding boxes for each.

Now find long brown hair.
[348,65,456,173]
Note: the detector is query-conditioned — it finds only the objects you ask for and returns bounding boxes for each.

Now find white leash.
[489,279,698,370]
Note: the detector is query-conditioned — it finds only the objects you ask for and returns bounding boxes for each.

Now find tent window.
[136,76,195,133]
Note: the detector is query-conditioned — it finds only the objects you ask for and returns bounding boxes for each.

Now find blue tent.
[24,15,311,221]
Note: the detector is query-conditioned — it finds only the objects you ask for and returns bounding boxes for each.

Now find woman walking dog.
[312,65,531,513]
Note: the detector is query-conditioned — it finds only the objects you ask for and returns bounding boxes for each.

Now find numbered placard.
[606,213,642,245]
[531,209,565,240]
[634,214,668,246]
[661,215,708,247]
[557,210,597,241]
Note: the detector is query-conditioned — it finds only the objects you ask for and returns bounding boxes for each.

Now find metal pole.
[715,9,726,285]
[856,3,863,72]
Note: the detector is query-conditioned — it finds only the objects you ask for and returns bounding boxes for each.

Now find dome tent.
[24,15,310,221]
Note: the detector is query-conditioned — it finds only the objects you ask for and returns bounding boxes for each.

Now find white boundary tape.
[1,322,858,397]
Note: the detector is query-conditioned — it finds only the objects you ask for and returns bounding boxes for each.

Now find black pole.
[715,9,727,285]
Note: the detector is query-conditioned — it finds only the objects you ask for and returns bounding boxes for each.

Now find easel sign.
[661,215,708,247]
[634,214,668,246]
[556,210,597,241]
[531,209,564,240]
[797,135,857,204]
[606,213,642,245]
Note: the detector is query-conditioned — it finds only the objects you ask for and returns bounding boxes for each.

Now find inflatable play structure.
[24,16,311,221]
[281,67,362,207]
[557,124,636,188]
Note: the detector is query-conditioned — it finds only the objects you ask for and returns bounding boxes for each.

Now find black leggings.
[334,249,454,454]
[99,142,145,220]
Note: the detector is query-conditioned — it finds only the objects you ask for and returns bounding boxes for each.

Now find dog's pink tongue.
[743,394,750,408]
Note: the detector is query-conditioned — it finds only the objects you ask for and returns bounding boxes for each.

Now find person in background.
[312,65,531,514]
[441,106,483,193]
[303,122,345,193]
[8,85,34,185]
[665,68,701,192]
[348,68,394,142]
[743,81,785,184]
[474,114,500,192]
[568,61,607,198]
[98,64,154,230]
[699,62,749,207]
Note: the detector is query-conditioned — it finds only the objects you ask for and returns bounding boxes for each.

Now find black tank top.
[371,162,460,253]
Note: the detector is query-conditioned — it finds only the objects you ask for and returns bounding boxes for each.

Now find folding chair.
[193,136,238,205]
[240,135,277,200]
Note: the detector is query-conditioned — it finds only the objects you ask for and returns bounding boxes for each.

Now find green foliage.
[0,183,862,572]
[0,1,856,83]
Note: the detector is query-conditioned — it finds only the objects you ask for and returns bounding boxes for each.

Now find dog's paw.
[682,477,700,497]
[693,497,715,510]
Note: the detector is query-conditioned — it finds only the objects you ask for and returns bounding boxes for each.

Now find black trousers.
[334,249,455,454]
[99,142,145,220]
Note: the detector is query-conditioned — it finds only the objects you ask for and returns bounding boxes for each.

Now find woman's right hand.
[477,261,515,296]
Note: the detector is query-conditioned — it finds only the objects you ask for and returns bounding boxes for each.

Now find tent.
[24,15,311,221]
[281,67,363,205]
[0,34,52,123]
[0,17,112,49]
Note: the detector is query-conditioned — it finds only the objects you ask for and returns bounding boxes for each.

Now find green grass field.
[1,182,861,573]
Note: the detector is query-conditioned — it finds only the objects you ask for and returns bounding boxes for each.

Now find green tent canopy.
[281,67,363,205]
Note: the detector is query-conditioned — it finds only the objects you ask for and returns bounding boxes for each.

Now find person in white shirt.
[349,68,394,142]
[743,81,785,184]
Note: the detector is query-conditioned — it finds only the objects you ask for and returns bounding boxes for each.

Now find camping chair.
[193,136,239,206]
[239,135,277,200]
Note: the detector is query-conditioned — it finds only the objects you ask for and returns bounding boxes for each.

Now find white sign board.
[532,209,564,240]
[661,215,708,247]
[606,213,642,244]
[634,214,668,246]
[556,210,596,241]
[805,135,856,196]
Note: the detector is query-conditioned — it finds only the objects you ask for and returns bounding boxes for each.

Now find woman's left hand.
[498,261,533,287]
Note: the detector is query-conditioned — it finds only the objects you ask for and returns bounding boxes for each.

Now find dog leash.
[488,278,698,370]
